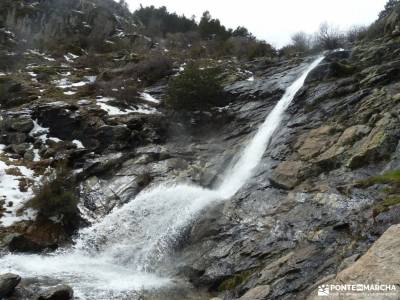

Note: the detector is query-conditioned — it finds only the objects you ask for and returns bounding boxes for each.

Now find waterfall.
[0,56,324,299]
[217,56,325,198]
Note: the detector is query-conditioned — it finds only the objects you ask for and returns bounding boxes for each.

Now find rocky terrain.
[0,0,400,299]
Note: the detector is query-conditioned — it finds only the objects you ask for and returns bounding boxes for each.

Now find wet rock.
[3,132,27,144]
[269,161,311,189]
[347,116,399,169]
[0,77,34,107]
[37,284,74,300]
[337,254,360,272]
[97,125,130,150]
[23,149,35,161]
[10,143,31,156]
[0,273,21,297]
[325,50,351,61]
[296,125,337,160]
[306,61,356,83]
[316,125,370,168]
[307,224,400,299]
[337,224,400,283]
[3,115,34,133]
[7,234,58,253]
[337,125,370,145]
[238,285,271,300]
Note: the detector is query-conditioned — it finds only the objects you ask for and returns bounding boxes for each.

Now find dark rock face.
[7,234,58,253]
[0,273,21,297]
[172,45,400,299]
[37,285,74,300]
[0,76,36,108]
[0,0,133,51]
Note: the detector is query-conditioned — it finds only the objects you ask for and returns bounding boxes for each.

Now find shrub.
[345,26,369,43]
[379,0,400,19]
[315,22,345,50]
[94,78,139,104]
[114,54,173,84]
[133,54,173,83]
[166,63,224,110]
[27,162,79,220]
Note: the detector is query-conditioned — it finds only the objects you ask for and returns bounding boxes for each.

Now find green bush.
[166,63,224,110]
[27,163,79,219]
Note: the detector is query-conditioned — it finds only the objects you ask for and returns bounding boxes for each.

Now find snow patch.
[0,148,39,227]
[30,120,62,144]
[64,53,79,62]
[72,140,85,149]
[96,97,157,116]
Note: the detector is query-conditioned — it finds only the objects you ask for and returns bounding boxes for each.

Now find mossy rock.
[358,169,400,214]
[375,195,400,214]
[217,269,255,292]
[330,61,357,78]
[359,169,400,187]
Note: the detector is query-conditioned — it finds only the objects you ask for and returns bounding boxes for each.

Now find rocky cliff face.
[0,1,400,300]
[176,42,400,300]
[0,0,134,51]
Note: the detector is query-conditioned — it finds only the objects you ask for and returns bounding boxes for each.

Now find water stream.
[0,56,324,299]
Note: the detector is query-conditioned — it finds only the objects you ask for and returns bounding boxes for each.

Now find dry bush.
[27,162,79,220]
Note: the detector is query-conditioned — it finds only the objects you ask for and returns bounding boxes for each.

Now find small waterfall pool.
[0,57,325,299]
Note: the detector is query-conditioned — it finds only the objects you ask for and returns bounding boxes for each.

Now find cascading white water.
[0,56,324,299]
[217,56,325,198]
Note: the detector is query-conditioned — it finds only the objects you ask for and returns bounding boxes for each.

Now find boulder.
[7,234,57,253]
[296,126,337,160]
[0,273,21,297]
[316,125,370,168]
[4,132,27,144]
[337,125,370,146]
[10,143,31,156]
[336,224,400,283]
[307,224,400,299]
[269,161,311,189]
[347,116,398,169]
[238,285,271,300]
[4,115,34,133]
[37,285,74,300]
[325,50,351,61]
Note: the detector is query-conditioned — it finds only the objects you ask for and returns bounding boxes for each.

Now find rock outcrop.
[0,273,21,298]
[307,224,400,299]
[37,285,74,300]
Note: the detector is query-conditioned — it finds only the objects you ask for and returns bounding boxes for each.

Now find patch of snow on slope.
[73,140,85,149]
[30,120,62,144]
[96,97,158,116]
[0,149,38,227]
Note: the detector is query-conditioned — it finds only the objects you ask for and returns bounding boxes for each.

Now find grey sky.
[125,0,387,47]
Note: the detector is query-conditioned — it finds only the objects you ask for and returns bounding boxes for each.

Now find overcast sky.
[125,0,387,47]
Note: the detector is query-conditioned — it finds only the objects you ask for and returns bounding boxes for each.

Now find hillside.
[0,1,400,300]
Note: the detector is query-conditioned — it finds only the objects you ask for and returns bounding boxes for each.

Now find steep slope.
[0,1,400,300]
